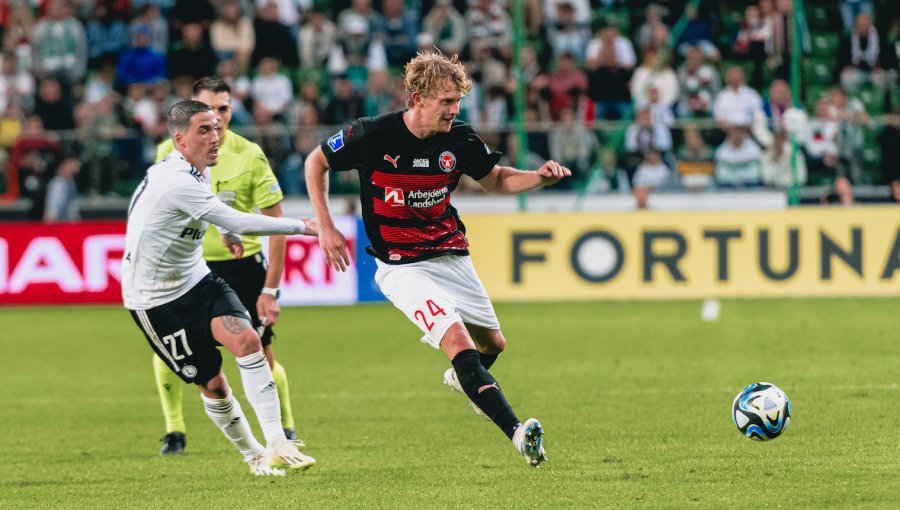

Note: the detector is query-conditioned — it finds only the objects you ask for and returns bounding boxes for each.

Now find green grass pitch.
[1,298,898,509]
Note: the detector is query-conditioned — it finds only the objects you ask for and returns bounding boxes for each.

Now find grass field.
[1,298,898,509]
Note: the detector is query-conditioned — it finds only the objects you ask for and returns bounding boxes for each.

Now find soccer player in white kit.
[305,51,571,467]
[123,100,318,476]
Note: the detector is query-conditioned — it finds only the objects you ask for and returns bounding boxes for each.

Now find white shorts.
[375,255,500,349]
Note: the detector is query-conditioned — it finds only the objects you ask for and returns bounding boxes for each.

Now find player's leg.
[196,370,284,476]
[210,314,315,471]
[153,354,187,455]
[465,324,505,369]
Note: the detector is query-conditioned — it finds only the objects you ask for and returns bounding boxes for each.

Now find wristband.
[261,287,280,299]
[298,219,306,235]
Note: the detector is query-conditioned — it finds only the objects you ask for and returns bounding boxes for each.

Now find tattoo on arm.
[221,315,252,335]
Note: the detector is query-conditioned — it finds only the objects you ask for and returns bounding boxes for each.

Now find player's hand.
[221,232,244,258]
[257,293,280,327]
[537,160,572,186]
[319,224,350,272]
[301,217,319,237]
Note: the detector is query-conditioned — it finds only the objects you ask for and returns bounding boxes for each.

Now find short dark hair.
[167,99,212,135]
[192,76,231,96]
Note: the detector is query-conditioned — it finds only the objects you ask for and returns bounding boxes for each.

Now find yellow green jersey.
[155,131,284,262]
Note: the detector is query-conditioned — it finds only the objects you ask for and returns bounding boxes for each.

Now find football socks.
[479,351,499,370]
[451,349,520,439]
[271,360,295,431]
[236,350,284,443]
[153,355,186,434]
[201,392,264,457]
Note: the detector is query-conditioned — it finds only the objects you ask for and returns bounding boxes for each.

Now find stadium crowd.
[0,0,899,218]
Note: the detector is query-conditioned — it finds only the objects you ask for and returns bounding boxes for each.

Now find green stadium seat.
[810,33,839,57]
[803,58,835,86]
[807,6,837,31]
[805,84,831,111]
[855,86,884,115]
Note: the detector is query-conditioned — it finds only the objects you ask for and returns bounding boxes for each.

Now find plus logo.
[385,187,405,206]
[384,154,400,168]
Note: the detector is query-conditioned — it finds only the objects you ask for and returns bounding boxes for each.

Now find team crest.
[327,131,344,152]
[438,151,456,172]
[385,187,405,206]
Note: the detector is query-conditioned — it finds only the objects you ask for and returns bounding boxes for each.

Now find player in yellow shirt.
[153,77,301,455]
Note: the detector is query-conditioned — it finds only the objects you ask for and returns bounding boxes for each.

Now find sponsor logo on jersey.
[389,253,402,261]
[406,186,449,208]
[384,154,400,168]
[385,187,405,206]
[179,227,205,240]
[439,151,456,172]
[327,131,344,152]
[412,158,429,168]
[181,365,198,378]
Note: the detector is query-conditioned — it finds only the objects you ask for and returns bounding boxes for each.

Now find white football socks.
[201,392,264,457]
[236,350,285,444]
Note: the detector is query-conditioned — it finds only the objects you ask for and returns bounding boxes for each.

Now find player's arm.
[305,146,350,272]
[258,202,285,326]
[476,161,572,195]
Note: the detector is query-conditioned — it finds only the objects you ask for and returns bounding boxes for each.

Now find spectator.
[257,0,304,27]
[3,3,35,73]
[838,12,892,92]
[43,156,80,222]
[878,111,900,201]
[806,98,853,204]
[645,86,674,127]
[840,0,874,34]
[712,67,762,128]
[632,149,670,208]
[829,86,868,184]
[675,2,719,61]
[630,50,679,108]
[483,84,510,130]
[676,124,715,190]
[0,52,35,114]
[85,0,129,71]
[421,0,466,56]
[714,126,763,187]
[169,0,216,33]
[117,24,167,85]
[732,5,771,90]
[754,79,808,149]
[767,0,811,81]
[381,0,419,68]
[168,22,218,82]
[12,115,60,216]
[79,93,124,196]
[322,74,364,126]
[466,0,513,56]
[31,0,87,83]
[762,130,807,189]
[676,44,720,118]
[546,1,591,63]
[625,106,672,181]
[547,51,587,119]
[298,9,337,70]
[364,69,392,117]
[251,56,293,126]
[217,58,252,125]
[585,23,635,120]
[549,106,598,190]
[35,77,75,131]
[130,4,167,55]
[251,1,299,69]
[327,13,386,78]
[336,0,384,45]
[210,0,255,72]
[635,4,670,55]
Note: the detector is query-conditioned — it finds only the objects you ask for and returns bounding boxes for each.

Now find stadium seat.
[856,85,884,115]
[803,58,836,86]
[807,6,838,31]
[810,33,839,57]
[805,84,831,111]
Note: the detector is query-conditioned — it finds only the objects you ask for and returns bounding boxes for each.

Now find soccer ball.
[732,382,792,441]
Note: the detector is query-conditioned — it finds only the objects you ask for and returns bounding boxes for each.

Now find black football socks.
[451,349,520,439]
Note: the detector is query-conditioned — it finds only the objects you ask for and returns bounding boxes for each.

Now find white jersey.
[122,150,306,309]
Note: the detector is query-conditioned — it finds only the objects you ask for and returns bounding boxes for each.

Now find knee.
[484,330,506,354]
[234,330,263,357]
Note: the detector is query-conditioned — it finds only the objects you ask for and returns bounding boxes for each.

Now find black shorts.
[207,253,275,346]
[129,273,249,384]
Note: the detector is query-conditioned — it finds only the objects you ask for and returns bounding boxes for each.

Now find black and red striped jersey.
[321,111,501,264]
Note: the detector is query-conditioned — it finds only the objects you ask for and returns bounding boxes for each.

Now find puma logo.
[384,154,400,168]
[478,383,499,394]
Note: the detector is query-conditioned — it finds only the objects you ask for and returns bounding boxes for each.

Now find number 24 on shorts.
[413,300,447,331]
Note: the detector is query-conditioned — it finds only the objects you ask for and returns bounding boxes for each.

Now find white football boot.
[512,418,547,468]
[266,437,316,471]
[245,452,286,476]
[442,368,490,420]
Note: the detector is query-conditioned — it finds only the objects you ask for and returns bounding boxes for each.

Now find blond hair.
[404,50,472,108]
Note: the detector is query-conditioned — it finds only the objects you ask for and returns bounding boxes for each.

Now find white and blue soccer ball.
[732,382,792,441]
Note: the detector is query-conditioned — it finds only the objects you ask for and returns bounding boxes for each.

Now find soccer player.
[152,77,301,456]
[304,51,571,467]
[124,100,317,476]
